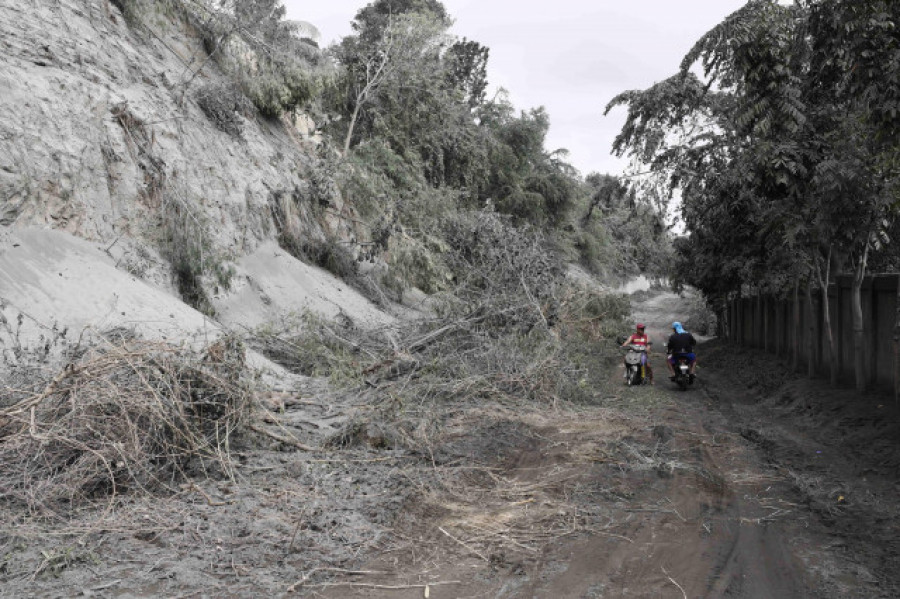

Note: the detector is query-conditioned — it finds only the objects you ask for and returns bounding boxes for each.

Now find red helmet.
[636,323,645,329]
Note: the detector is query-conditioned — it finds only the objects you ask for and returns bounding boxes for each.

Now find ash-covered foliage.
[194,82,255,137]
[189,0,331,117]
[255,207,631,426]
[437,209,565,333]
[161,193,234,316]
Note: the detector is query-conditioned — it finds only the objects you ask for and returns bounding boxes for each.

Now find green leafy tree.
[477,98,578,226]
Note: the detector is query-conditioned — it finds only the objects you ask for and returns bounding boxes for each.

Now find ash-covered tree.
[328,0,494,193]
[606,0,900,389]
[330,1,578,227]
[476,97,578,226]
[332,9,448,155]
[444,38,489,110]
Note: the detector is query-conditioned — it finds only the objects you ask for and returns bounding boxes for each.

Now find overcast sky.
[282,0,749,177]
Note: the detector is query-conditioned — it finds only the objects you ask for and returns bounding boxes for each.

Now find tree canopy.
[327,0,589,230]
[607,0,899,387]
[607,0,899,300]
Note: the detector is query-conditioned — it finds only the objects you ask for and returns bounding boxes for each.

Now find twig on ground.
[594,530,634,543]
[286,508,307,554]
[187,482,232,507]
[662,566,688,599]
[438,526,489,562]
[90,579,122,592]
[247,423,316,452]
[286,569,400,593]
[305,581,462,591]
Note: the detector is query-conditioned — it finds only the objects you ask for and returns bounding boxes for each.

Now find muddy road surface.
[4,290,898,598]
[311,291,899,598]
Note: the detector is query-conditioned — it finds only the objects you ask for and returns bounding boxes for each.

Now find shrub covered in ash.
[438,209,566,333]
[161,193,234,316]
[280,233,359,281]
[195,82,255,137]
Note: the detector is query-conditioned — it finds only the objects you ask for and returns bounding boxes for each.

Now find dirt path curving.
[307,290,898,598]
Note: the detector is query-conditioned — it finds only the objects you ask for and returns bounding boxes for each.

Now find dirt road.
[5,290,898,598]
[311,290,899,598]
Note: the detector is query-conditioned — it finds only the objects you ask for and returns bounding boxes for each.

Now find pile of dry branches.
[258,211,630,417]
[0,335,252,519]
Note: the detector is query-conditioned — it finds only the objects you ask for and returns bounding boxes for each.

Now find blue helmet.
[672,321,685,334]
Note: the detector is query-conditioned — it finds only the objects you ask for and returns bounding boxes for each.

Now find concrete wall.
[726,275,900,392]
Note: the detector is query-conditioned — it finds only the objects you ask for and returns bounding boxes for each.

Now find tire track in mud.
[313,292,893,598]
[616,290,815,596]
[698,347,900,599]
[670,380,810,598]
[542,374,814,599]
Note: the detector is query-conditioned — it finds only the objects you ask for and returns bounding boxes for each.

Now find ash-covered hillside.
[0,0,669,359]
[0,0,400,366]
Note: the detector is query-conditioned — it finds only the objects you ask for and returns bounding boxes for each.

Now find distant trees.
[328,0,580,229]
[607,0,900,389]
[577,173,671,278]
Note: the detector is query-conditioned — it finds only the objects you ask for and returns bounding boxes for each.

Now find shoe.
[689,374,696,384]
[669,375,676,381]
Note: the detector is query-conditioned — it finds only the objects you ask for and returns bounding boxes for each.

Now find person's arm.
[621,334,634,347]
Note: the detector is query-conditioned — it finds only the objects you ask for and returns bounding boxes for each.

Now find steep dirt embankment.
[1,0,307,249]
[0,0,395,372]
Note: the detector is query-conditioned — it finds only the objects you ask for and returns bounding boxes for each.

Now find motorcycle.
[670,353,692,391]
[623,344,649,386]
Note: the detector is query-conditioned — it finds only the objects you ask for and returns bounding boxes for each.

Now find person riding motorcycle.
[666,321,697,382]
[621,323,653,385]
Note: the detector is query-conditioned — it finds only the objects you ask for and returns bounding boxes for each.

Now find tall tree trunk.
[816,248,839,386]
[792,279,801,372]
[342,100,363,156]
[725,296,737,343]
[851,245,870,393]
[869,282,878,387]
[717,298,725,339]
[743,291,748,346]
[806,278,816,378]
[774,299,782,358]
[824,286,838,386]
[755,291,762,348]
